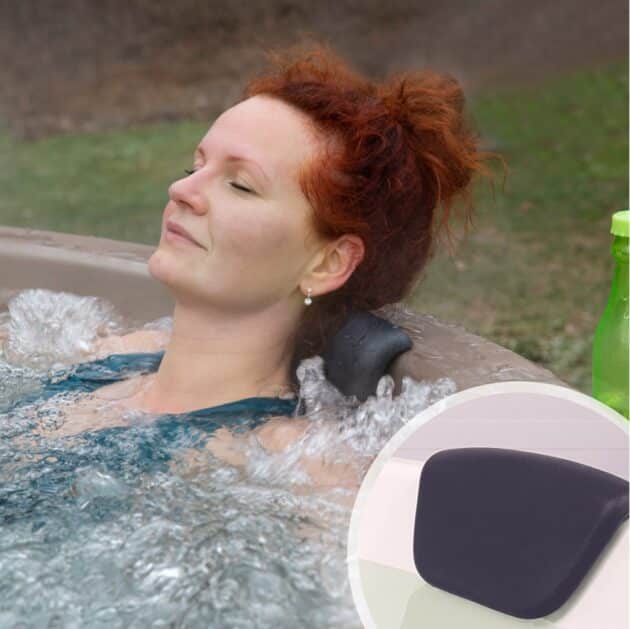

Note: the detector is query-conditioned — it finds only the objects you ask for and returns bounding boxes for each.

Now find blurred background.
[0,0,627,393]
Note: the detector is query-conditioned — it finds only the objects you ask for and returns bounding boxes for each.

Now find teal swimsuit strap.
[12,350,301,420]
[11,351,167,411]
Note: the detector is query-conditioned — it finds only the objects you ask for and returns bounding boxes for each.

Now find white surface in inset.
[359,559,556,628]
[357,457,424,573]
[394,392,628,479]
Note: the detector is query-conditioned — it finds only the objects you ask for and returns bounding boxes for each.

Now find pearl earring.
[304,287,313,306]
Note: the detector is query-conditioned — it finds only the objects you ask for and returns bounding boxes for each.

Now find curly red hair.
[236,40,494,368]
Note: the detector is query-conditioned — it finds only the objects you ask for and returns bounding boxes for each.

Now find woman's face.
[148,95,327,313]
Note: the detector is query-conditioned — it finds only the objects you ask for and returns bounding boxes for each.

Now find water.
[0,289,456,628]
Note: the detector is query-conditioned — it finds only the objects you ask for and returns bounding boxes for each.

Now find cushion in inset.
[413,447,629,619]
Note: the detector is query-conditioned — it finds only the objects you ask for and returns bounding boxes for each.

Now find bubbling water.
[0,289,456,628]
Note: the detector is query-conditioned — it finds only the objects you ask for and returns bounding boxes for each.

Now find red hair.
[236,40,494,367]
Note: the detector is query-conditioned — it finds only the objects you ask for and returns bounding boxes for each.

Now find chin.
[148,246,177,286]
[148,247,202,305]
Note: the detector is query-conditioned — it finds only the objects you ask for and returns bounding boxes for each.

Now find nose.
[167,172,208,216]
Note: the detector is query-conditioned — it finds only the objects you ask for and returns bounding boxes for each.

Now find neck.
[140,300,300,414]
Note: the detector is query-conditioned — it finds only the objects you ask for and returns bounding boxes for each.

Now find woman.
[9,40,490,483]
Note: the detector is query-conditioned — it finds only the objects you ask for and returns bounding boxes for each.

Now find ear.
[301,234,365,297]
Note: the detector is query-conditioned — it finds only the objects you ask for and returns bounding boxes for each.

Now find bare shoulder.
[2,325,169,362]
[251,415,311,452]
[202,415,361,489]
[203,415,309,467]
[93,329,170,357]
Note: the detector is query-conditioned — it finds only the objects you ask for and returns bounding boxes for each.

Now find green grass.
[0,60,627,392]
[0,119,208,244]
[411,60,628,392]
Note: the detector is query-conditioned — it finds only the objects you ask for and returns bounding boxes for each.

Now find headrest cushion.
[321,309,413,401]
[413,447,629,618]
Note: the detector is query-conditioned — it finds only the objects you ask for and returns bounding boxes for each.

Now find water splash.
[2,289,125,371]
[0,289,456,627]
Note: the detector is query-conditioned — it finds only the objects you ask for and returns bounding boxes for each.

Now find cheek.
[225,215,294,256]
[219,216,307,279]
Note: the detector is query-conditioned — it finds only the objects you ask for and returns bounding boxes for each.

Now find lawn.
[0,60,627,393]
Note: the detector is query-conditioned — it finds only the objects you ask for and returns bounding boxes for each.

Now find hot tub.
[0,225,566,393]
[0,225,569,627]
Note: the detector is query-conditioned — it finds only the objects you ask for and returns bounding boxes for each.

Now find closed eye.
[183,169,255,195]
[230,182,255,194]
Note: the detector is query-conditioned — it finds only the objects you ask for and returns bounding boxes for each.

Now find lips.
[165,220,205,249]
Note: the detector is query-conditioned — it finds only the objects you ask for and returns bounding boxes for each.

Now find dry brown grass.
[0,0,626,139]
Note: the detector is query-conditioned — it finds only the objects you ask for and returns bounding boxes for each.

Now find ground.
[0,0,626,138]
[0,1,627,395]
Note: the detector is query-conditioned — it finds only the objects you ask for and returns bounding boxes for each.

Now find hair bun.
[379,71,466,122]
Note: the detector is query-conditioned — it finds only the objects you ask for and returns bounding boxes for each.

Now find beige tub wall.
[0,225,566,390]
[0,226,173,322]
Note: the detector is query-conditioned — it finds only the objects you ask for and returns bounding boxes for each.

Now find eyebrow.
[196,144,271,188]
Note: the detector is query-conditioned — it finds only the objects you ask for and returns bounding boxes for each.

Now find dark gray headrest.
[413,448,629,618]
[321,309,413,401]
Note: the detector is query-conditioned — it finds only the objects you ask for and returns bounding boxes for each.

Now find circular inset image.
[347,381,629,629]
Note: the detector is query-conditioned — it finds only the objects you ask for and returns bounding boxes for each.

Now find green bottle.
[592,210,629,419]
